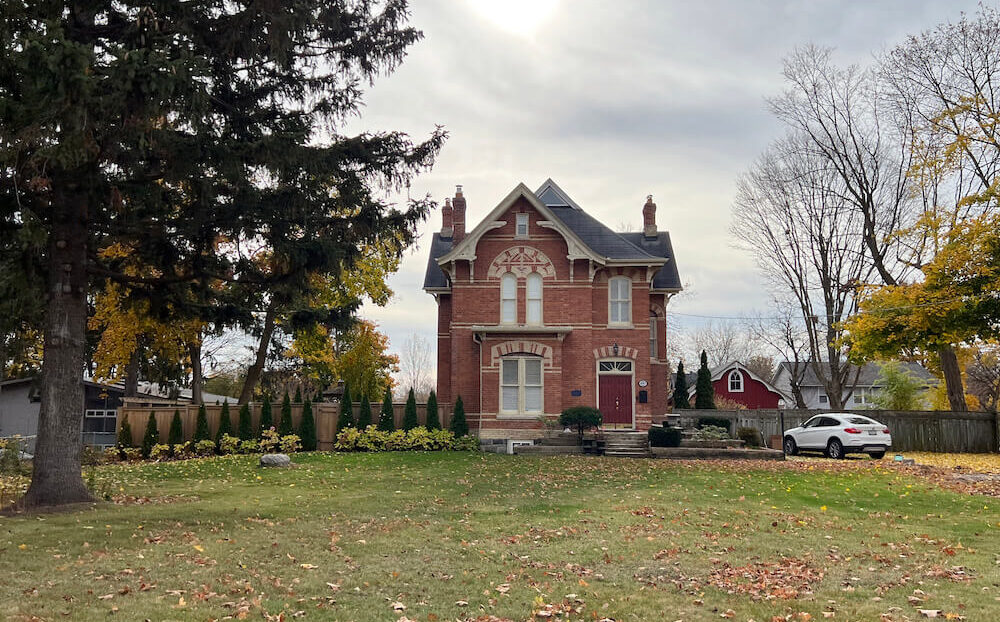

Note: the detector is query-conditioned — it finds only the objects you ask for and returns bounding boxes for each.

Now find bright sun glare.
[466,0,559,35]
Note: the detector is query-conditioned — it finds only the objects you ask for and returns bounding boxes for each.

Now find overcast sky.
[346,0,985,373]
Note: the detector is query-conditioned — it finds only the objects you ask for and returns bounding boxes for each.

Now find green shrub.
[736,426,764,448]
[239,439,260,454]
[278,392,293,435]
[238,403,253,440]
[218,433,241,455]
[333,425,473,452]
[279,434,301,453]
[260,429,281,453]
[168,409,184,451]
[194,439,216,456]
[259,396,273,434]
[696,417,731,433]
[692,425,729,441]
[694,350,716,409]
[425,390,441,430]
[102,446,121,463]
[215,401,233,446]
[337,384,355,431]
[299,398,317,451]
[117,414,134,449]
[673,360,691,409]
[450,395,468,436]
[357,394,372,428]
[0,437,24,474]
[402,388,418,431]
[559,406,602,438]
[194,404,210,442]
[172,442,192,459]
[149,443,171,460]
[648,425,682,447]
[122,447,143,461]
[141,411,160,458]
[453,435,481,451]
[377,386,395,431]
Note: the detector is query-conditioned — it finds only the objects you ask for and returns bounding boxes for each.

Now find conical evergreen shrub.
[142,411,160,458]
[168,409,184,454]
[402,388,418,431]
[215,401,233,444]
[450,395,468,436]
[672,360,691,409]
[337,383,355,431]
[377,386,395,431]
[278,392,294,435]
[425,390,440,430]
[238,403,253,440]
[293,386,302,402]
[259,396,273,433]
[694,350,716,409]
[117,414,134,448]
[194,404,210,441]
[357,394,372,428]
[299,398,317,451]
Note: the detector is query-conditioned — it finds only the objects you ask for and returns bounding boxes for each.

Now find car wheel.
[869,451,885,460]
[783,436,798,456]
[826,438,844,460]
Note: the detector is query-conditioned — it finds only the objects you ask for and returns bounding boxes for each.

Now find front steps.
[603,431,651,458]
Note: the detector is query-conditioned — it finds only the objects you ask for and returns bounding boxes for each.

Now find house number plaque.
[637,380,648,387]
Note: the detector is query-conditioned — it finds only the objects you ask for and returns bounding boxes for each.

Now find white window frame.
[499,356,544,417]
[83,409,118,433]
[608,276,632,326]
[526,273,543,326]
[728,370,744,392]
[515,213,529,238]
[500,272,517,324]
[649,311,658,359]
[818,394,829,404]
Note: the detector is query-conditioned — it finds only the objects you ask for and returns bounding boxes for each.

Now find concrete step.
[513,445,584,456]
[605,450,652,458]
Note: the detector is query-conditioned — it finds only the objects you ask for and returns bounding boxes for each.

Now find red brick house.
[682,361,789,409]
[423,180,682,440]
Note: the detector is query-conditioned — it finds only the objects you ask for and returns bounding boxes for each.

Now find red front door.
[599,375,633,427]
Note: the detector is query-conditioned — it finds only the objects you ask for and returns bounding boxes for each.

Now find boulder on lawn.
[259,453,291,468]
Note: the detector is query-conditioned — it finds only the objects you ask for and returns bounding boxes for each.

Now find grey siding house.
[772,362,936,410]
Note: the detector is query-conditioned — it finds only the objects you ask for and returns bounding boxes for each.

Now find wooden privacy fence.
[117,401,453,451]
[673,409,1000,453]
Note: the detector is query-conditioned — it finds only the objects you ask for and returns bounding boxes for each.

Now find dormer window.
[728,370,744,392]
[515,213,529,238]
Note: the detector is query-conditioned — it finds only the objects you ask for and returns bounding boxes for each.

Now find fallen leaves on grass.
[707,557,823,600]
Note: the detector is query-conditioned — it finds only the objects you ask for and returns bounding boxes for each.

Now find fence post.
[995,410,1000,453]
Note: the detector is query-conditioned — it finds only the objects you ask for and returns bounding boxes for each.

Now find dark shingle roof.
[776,361,936,388]
[546,206,657,261]
[620,232,682,291]
[423,233,453,289]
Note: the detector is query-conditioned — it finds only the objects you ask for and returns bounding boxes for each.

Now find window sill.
[498,413,543,420]
[607,323,633,329]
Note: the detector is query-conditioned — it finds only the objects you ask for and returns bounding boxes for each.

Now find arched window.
[500,273,517,324]
[608,276,632,325]
[526,273,543,325]
[649,311,658,358]
[728,370,744,392]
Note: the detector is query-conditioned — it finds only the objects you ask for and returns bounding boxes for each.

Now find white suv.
[783,413,891,459]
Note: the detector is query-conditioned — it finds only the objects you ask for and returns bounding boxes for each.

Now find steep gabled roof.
[620,231,682,291]
[423,232,453,291]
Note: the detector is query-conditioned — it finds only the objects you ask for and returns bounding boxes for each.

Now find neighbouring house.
[423,179,682,441]
[772,361,936,410]
[677,361,789,409]
[0,377,235,450]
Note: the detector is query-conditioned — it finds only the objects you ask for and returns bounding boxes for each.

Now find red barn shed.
[687,361,788,409]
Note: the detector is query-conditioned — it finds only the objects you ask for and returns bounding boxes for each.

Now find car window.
[802,417,820,428]
[848,417,876,425]
[818,417,840,427]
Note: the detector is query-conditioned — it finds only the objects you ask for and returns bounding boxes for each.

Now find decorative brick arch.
[593,346,639,360]
[487,246,557,279]
[650,302,665,317]
[491,341,554,367]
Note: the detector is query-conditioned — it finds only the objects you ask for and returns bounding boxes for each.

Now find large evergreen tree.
[357,394,373,428]
[425,390,441,430]
[337,384,355,431]
[2,2,444,507]
[672,361,691,410]
[377,386,395,431]
[694,351,716,409]
[402,388,419,430]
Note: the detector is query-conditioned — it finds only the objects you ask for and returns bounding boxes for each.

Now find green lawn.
[1,453,998,621]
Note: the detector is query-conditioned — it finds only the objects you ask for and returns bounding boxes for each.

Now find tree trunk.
[123,348,140,398]
[189,341,203,405]
[23,188,92,508]
[938,344,968,412]
[239,303,278,404]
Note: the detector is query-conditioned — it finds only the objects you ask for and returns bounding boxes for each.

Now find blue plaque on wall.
[571,390,582,397]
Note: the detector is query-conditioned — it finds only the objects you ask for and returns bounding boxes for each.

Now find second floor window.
[609,276,631,325]
[728,370,744,392]
[526,273,542,325]
[501,273,517,323]
[515,213,529,237]
[649,311,658,357]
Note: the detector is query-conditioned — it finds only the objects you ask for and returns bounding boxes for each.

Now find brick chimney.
[441,197,453,238]
[643,194,657,239]
[452,185,466,243]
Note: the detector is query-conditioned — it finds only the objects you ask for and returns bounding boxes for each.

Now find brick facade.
[425,181,681,440]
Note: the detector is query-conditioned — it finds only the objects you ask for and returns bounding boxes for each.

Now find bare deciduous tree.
[397,333,434,400]
[748,302,812,408]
